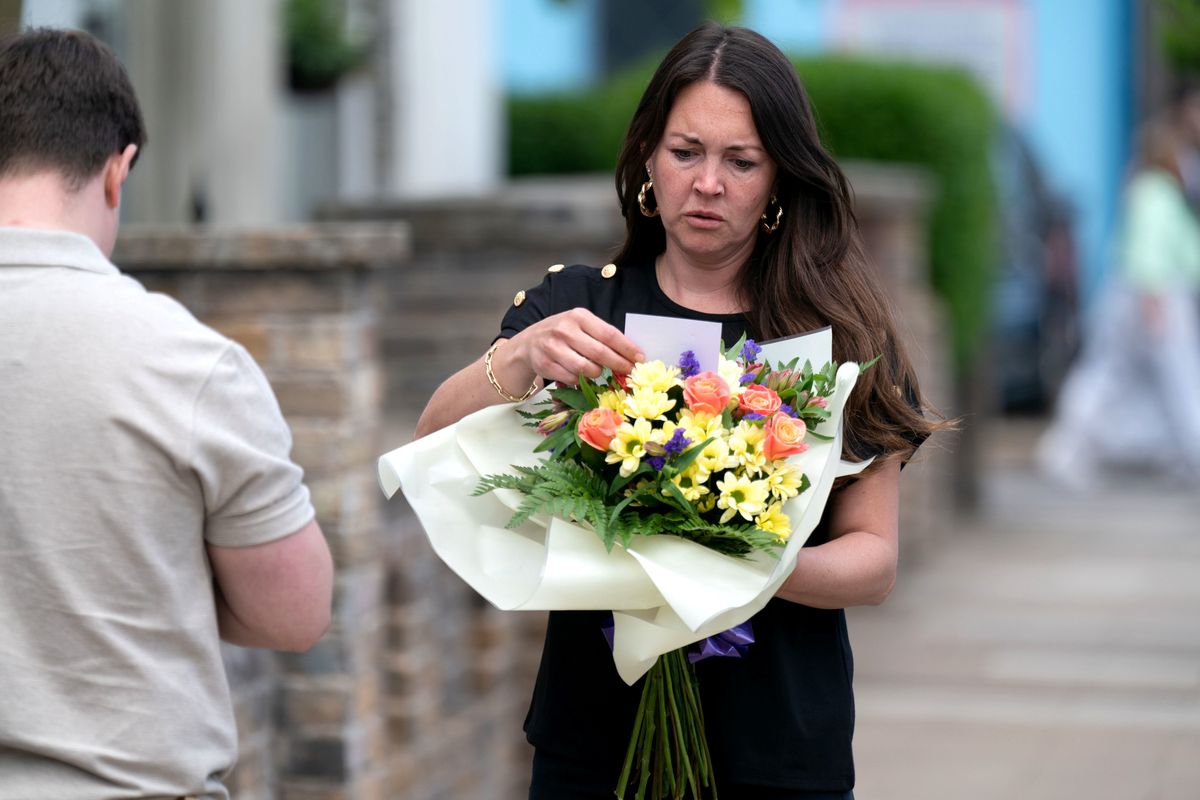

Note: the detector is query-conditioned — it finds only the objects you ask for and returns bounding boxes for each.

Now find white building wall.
[387,0,501,198]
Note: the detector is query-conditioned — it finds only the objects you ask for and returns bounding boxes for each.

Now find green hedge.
[508,57,997,367]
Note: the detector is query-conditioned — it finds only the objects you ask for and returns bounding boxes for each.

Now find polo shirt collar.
[0,226,118,275]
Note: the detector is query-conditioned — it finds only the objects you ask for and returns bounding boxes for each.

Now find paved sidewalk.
[850,419,1200,800]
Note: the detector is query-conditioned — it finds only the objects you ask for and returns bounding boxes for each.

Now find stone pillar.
[383,0,502,198]
[844,161,954,553]
[120,0,284,225]
[114,223,409,800]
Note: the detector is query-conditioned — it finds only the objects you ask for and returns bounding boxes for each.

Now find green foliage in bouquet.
[475,457,790,558]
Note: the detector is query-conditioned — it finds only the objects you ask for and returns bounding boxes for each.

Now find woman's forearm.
[775,528,898,609]
[414,343,539,439]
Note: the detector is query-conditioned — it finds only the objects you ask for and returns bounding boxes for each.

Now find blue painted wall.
[1023,0,1133,301]
[500,0,599,94]
[744,0,835,53]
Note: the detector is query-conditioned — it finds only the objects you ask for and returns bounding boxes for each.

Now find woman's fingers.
[523,309,645,384]
[575,311,645,374]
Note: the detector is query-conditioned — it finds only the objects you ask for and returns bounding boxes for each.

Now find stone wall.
[846,164,955,553]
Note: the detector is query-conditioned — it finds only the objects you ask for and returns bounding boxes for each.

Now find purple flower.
[740,339,762,363]
[779,403,796,418]
[677,350,700,378]
[742,412,765,422]
[739,371,757,385]
[663,428,691,457]
[647,455,666,471]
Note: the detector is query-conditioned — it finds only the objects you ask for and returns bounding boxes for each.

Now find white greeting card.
[623,313,723,372]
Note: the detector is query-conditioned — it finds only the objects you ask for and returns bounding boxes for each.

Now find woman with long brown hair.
[416,23,934,799]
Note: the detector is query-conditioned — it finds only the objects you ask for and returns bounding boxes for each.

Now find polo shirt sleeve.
[190,343,315,547]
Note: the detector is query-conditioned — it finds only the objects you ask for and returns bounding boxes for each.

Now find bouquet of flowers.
[473,336,845,798]
[377,324,869,800]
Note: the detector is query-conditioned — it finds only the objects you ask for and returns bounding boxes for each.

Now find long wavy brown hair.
[613,23,938,463]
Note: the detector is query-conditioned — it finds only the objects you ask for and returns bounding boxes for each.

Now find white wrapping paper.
[378,330,867,684]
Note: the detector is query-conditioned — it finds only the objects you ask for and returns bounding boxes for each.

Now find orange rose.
[683,371,732,415]
[577,407,623,451]
[738,384,782,417]
[763,412,808,461]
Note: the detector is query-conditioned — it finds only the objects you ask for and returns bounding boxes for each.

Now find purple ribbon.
[686,620,755,664]
[601,617,755,664]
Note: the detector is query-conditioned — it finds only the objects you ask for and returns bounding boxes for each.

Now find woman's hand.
[414,309,645,439]
[506,308,645,386]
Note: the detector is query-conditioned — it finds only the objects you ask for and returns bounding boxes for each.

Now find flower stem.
[616,648,714,800]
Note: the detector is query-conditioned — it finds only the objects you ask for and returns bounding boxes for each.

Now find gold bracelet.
[484,340,538,403]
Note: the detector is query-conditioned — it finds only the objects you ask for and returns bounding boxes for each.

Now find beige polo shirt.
[0,227,315,799]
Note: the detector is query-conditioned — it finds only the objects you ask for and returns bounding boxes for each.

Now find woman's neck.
[655,250,748,314]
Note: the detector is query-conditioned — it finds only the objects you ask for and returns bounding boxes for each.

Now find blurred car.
[989,122,1082,413]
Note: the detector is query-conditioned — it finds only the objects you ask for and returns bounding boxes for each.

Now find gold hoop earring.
[760,194,783,234]
[638,178,659,218]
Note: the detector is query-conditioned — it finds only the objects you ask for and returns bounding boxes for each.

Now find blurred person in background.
[0,28,333,799]
[1037,114,1200,487]
[415,22,938,800]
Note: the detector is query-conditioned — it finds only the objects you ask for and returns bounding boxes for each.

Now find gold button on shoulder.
[547,263,565,273]
[513,290,526,307]
[601,263,617,278]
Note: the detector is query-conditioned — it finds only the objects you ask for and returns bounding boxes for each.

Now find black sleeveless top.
[499,262,882,793]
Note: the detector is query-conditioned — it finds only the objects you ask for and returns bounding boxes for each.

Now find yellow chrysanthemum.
[717,356,746,397]
[765,462,805,501]
[695,436,732,477]
[667,462,711,503]
[728,421,767,475]
[715,472,770,523]
[627,360,682,393]
[623,387,675,421]
[755,502,792,540]
[597,390,625,412]
[679,408,725,442]
[606,417,655,477]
